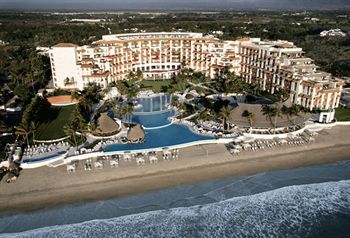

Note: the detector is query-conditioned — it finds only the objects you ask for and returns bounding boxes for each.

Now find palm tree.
[87,122,97,133]
[123,104,134,123]
[219,106,231,131]
[127,86,139,100]
[30,121,39,142]
[242,110,255,127]
[71,91,80,101]
[79,97,93,113]
[281,105,291,121]
[270,106,282,133]
[197,109,210,124]
[247,112,255,127]
[252,83,263,96]
[114,104,124,118]
[171,95,179,107]
[274,88,289,102]
[16,123,30,145]
[261,105,274,126]
[64,125,77,147]
[289,105,302,128]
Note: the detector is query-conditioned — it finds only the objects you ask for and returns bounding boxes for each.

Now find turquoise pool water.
[132,110,174,128]
[104,95,214,152]
[104,123,213,152]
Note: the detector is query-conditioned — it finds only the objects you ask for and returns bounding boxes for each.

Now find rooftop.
[52,43,78,48]
[101,32,205,41]
[127,124,145,142]
[94,113,120,137]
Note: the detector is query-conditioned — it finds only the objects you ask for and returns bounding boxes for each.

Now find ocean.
[1,160,350,237]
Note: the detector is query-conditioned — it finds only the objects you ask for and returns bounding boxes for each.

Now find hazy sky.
[0,0,349,10]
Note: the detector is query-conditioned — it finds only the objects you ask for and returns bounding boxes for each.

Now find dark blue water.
[1,160,350,237]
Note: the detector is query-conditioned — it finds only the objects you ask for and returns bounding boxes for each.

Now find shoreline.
[1,126,350,214]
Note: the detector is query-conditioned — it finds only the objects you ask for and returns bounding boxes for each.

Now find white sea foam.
[2,180,350,238]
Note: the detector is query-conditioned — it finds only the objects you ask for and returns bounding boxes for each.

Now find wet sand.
[1,125,350,214]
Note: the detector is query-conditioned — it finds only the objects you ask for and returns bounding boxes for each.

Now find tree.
[261,105,274,127]
[126,85,139,100]
[0,90,5,106]
[64,107,86,147]
[122,104,134,123]
[252,83,263,96]
[87,122,97,133]
[116,80,129,97]
[127,68,143,82]
[171,95,179,107]
[289,104,302,128]
[274,88,289,102]
[242,110,254,127]
[247,112,255,127]
[30,121,39,142]
[271,106,282,133]
[197,109,210,123]
[64,125,77,147]
[219,106,231,131]
[16,123,30,145]
[71,91,80,101]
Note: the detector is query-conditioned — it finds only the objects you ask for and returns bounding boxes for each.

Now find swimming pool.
[104,94,214,152]
[132,110,174,128]
[104,123,214,152]
[134,94,171,113]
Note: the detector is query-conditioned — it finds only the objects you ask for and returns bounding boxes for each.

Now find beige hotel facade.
[49,32,343,111]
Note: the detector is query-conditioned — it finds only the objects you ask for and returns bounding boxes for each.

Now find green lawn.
[139,80,171,92]
[139,80,188,93]
[335,107,350,122]
[35,105,76,140]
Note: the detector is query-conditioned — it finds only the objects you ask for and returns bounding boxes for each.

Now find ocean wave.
[3,180,350,238]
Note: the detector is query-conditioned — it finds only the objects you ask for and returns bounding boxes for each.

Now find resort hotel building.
[49,32,343,111]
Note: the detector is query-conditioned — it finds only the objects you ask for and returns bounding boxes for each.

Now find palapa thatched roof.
[229,102,309,128]
[127,124,145,142]
[94,113,120,137]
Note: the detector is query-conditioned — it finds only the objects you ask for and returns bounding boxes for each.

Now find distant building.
[36,47,50,56]
[49,33,344,111]
[211,31,224,36]
[320,29,347,37]
[70,19,105,23]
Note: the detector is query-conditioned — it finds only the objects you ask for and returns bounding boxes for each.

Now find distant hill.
[0,0,350,10]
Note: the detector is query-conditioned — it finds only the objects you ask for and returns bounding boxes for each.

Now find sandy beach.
[1,125,350,214]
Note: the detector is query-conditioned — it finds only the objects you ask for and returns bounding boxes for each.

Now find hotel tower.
[49,32,343,111]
